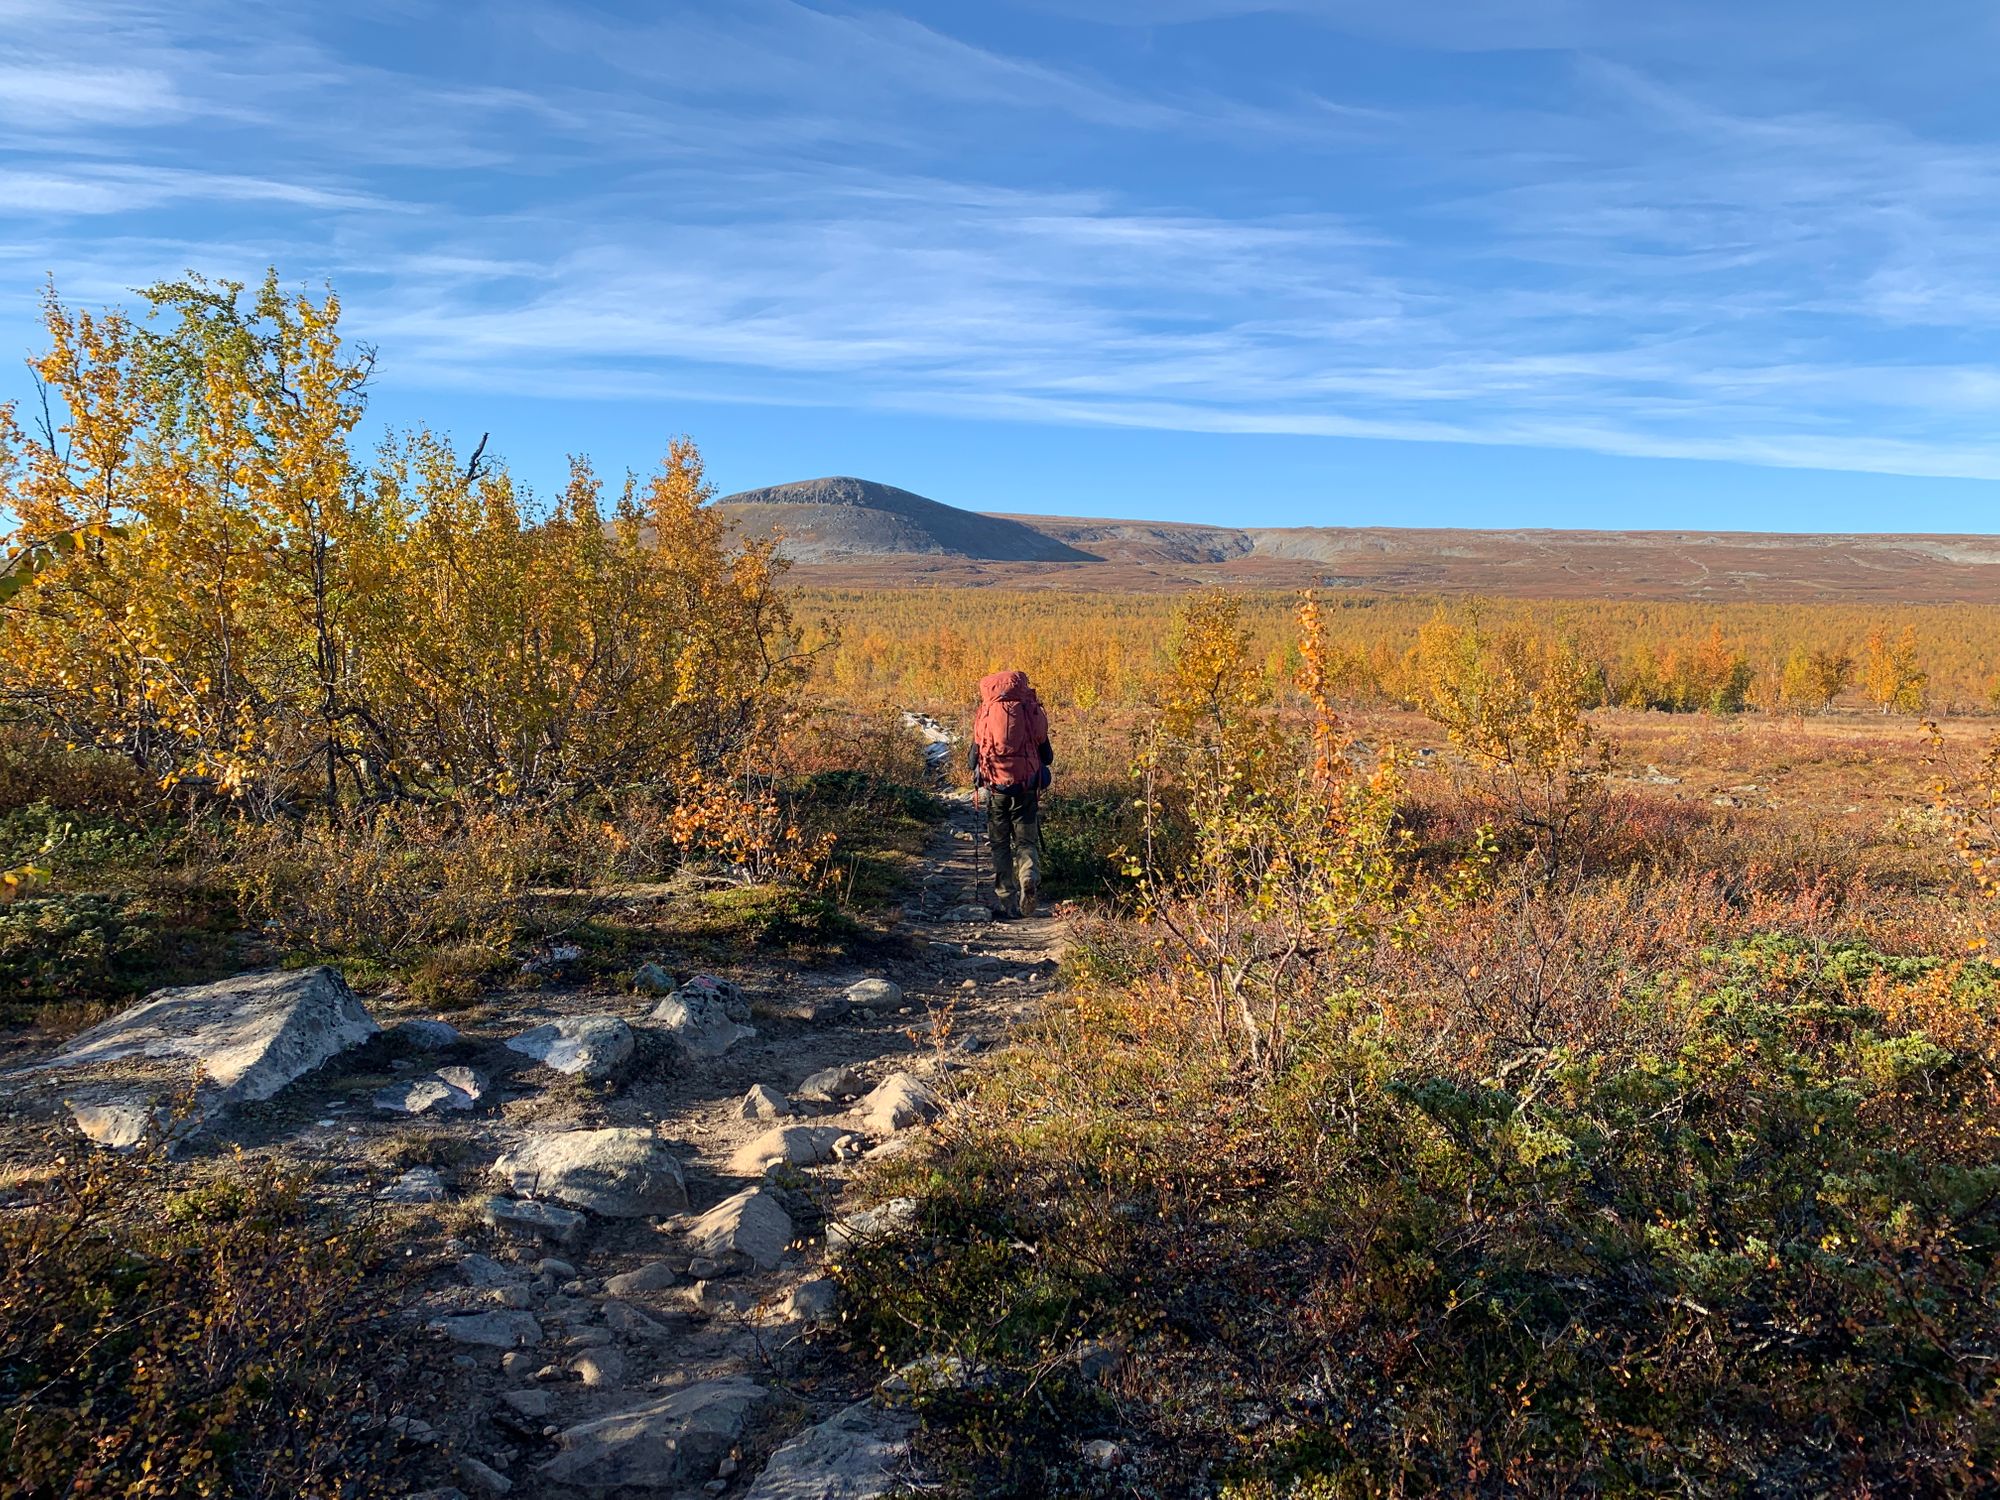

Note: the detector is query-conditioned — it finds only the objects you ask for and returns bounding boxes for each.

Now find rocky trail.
[0,789,1064,1498]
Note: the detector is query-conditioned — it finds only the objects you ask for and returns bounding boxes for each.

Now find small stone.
[782,1275,838,1323]
[562,1278,588,1295]
[853,1072,940,1135]
[393,1018,462,1050]
[456,1456,512,1495]
[69,1098,159,1149]
[631,961,677,995]
[536,1257,577,1279]
[379,1166,448,1203]
[1082,1438,1125,1470]
[501,1353,538,1380]
[844,977,903,1009]
[572,1347,626,1388]
[602,1300,676,1343]
[796,1065,864,1103]
[461,1254,521,1289]
[741,1402,916,1500]
[532,1364,566,1383]
[650,983,755,1059]
[717,1455,740,1478]
[940,904,993,924]
[738,1083,793,1120]
[484,1196,587,1246]
[687,1256,723,1279]
[492,1284,536,1310]
[604,1260,680,1295]
[429,1310,542,1349]
[504,1015,635,1079]
[501,1388,552,1418]
[1076,1340,1122,1382]
[684,1279,752,1317]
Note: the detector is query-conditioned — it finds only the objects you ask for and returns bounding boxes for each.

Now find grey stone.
[826,1198,919,1253]
[68,1097,158,1148]
[375,1067,483,1115]
[536,1257,578,1279]
[500,1388,553,1419]
[742,1402,918,1500]
[648,986,754,1060]
[460,1253,522,1289]
[738,1084,793,1120]
[853,1072,940,1134]
[1082,1438,1125,1469]
[393,1019,462,1050]
[844,978,903,1009]
[782,1276,839,1324]
[602,1300,676,1343]
[504,1016,634,1079]
[429,1310,542,1349]
[572,1347,626,1388]
[729,1125,851,1176]
[492,1284,536,1310]
[485,1196,587,1246]
[683,1279,751,1317]
[604,1260,680,1296]
[631,961,676,995]
[685,1186,793,1271]
[491,1128,687,1217]
[677,973,751,1023]
[540,1378,769,1492]
[380,1166,448,1203]
[939,905,993,924]
[22,966,375,1107]
[1075,1340,1123,1383]
[457,1456,513,1495]
[796,1065,864,1103]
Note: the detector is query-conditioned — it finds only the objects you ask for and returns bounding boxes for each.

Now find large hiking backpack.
[973,670,1049,792]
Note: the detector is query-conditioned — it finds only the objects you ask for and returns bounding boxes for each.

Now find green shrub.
[0,892,168,1017]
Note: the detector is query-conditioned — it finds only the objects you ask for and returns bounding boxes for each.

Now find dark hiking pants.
[985,786,1042,916]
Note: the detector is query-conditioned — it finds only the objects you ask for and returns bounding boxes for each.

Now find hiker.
[970,669,1054,920]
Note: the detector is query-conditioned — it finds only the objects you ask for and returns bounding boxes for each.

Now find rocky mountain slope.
[711,478,2000,603]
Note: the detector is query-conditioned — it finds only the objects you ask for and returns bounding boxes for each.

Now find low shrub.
[0,1143,424,1498]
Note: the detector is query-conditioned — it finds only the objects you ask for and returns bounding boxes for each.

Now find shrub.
[0,1143,423,1497]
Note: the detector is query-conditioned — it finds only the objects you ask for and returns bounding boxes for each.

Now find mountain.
[710,479,2000,603]
[709,477,1096,564]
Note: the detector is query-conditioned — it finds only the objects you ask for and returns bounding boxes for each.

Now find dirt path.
[365,788,1064,1498]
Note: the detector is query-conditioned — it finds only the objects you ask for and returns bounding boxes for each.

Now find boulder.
[491,1128,687,1218]
[738,1083,793,1120]
[685,1186,793,1272]
[429,1310,542,1349]
[742,1402,918,1500]
[679,973,751,1022]
[844,978,903,1009]
[504,1016,633,1079]
[648,983,754,1060]
[21,966,376,1108]
[540,1378,768,1492]
[485,1196,587,1246]
[796,1065,864,1103]
[630,961,676,995]
[729,1125,852,1176]
[853,1072,940,1134]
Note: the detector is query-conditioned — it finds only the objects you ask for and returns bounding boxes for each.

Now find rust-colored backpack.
[973,670,1048,792]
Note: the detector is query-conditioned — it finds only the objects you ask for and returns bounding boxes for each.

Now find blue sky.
[5,1,2000,532]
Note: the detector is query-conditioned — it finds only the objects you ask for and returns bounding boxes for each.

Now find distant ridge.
[711,478,2000,603]
[711,477,1096,563]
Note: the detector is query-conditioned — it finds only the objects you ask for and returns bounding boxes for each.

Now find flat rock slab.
[685,1186,794,1271]
[743,1403,917,1500]
[17,966,376,1113]
[492,1128,688,1217]
[504,1016,633,1079]
[485,1196,587,1245]
[429,1309,543,1349]
[376,1065,484,1115]
[540,1378,769,1493]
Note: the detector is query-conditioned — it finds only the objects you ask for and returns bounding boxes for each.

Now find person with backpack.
[970,669,1054,920]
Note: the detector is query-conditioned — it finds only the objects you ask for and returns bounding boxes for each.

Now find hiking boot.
[996,897,1021,921]
[1019,883,1038,920]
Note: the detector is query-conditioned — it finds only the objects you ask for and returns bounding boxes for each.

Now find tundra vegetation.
[2,276,1999,1495]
